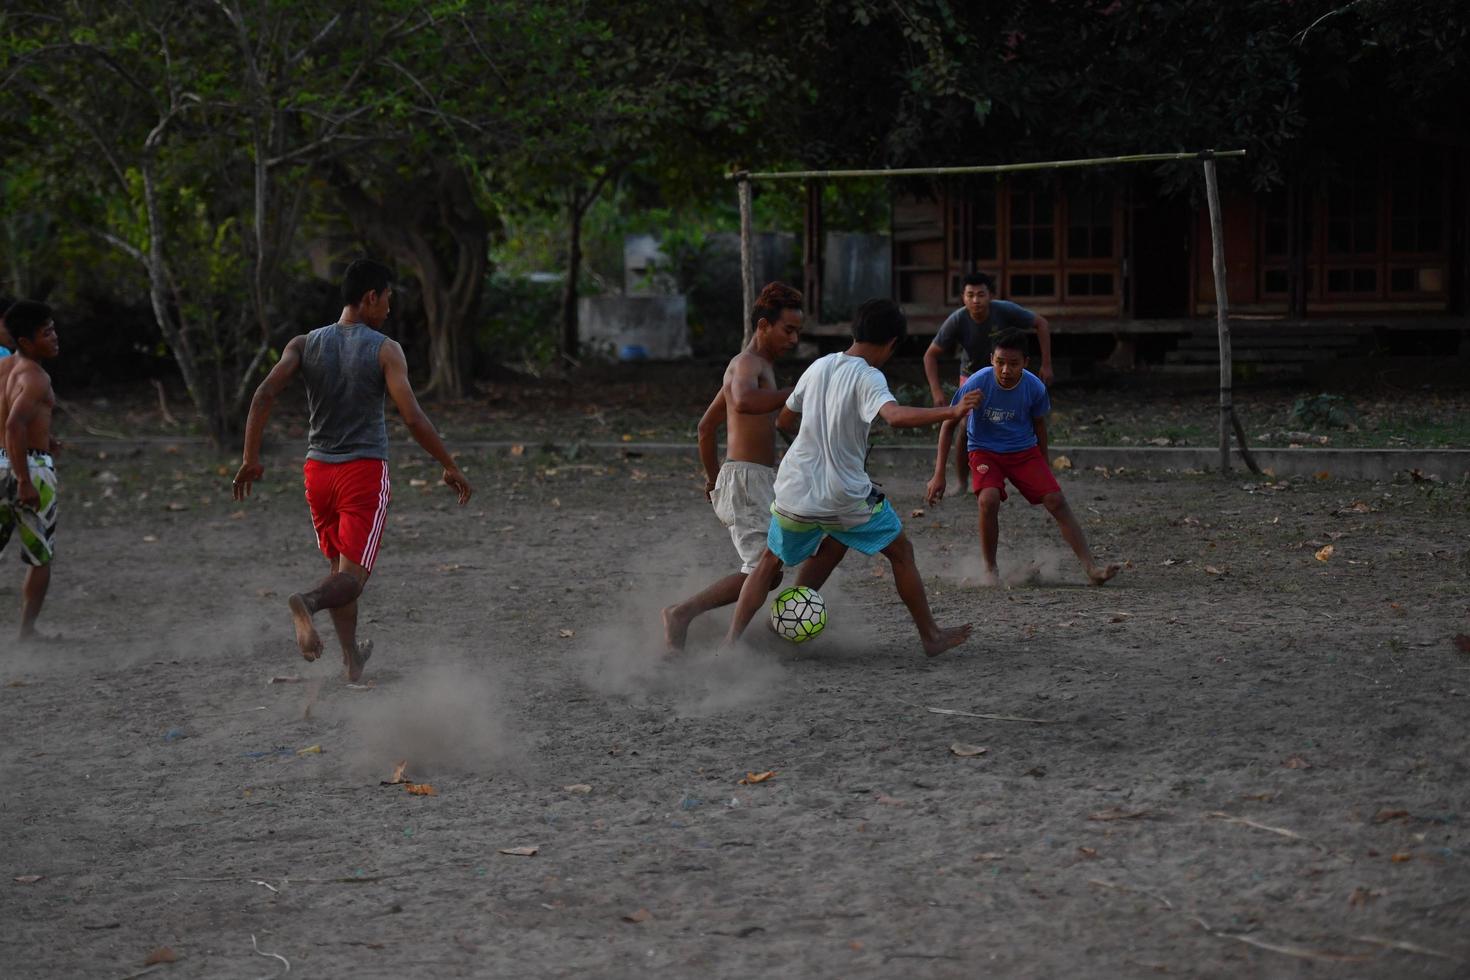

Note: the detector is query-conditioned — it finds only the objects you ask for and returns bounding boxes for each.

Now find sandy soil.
[2,443,1468,978]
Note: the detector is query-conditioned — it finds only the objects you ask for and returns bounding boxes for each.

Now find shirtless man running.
[662,282,803,651]
[232,259,472,680]
[0,301,62,641]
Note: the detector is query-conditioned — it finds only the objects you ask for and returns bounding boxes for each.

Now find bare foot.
[922,623,973,658]
[344,639,373,682]
[287,594,323,661]
[661,604,692,653]
[1087,563,1122,586]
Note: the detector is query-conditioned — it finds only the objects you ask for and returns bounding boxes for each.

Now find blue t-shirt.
[951,366,1050,454]
[0,346,10,359]
[932,301,1037,376]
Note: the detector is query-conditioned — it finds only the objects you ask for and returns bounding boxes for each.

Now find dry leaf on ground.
[295,744,322,756]
[910,508,924,518]
[14,875,44,884]
[1315,544,1335,561]
[564,784,592,794]
[558,628,575,638]
[1052,455,1072,471]
[1088,806,1151,822]
[738,771,775,785]
[1372,809,1409,824]
[144,947,177,965]
[1204,565,1224,576]
[1077,847,1099,859]
[973,852,1004,862]
[876,794,907,806]
[499,846,539,857]
[1349,886,1383,907]
[405,783,437,796]
[949,743,988,757]
[1390,852,1413,863]
[1283,756,1313,770]
[623,908,653,923]
[268,675,302,684]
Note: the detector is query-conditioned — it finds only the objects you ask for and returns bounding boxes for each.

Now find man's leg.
[1041,491,1120,585]
[19,563,50,640]
[288,558,368,663]
[976,488,1002,586]
[324,556,375,680]
[880,532,972,657]
[723,549,785,645]
[952,415,971,489]
[663,572,748,652]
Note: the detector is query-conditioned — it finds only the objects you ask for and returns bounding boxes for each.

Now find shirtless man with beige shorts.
[661,282,803,651]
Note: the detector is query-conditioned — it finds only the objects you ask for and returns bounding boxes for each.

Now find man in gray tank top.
[232,259,472,680]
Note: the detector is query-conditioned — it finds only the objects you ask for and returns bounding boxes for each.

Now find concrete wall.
[578,295,691,361]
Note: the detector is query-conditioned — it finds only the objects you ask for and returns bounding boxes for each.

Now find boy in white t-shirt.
[723,299,981,657]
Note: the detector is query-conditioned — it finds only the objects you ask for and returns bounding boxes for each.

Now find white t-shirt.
[773,353,896,526]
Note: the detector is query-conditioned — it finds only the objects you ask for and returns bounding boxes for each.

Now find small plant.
[1291,393,1359,429]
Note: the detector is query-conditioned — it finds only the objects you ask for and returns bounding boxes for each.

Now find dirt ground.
[2,441,1469,978]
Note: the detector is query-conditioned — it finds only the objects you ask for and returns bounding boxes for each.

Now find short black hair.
[851,297,907,345]
[5,300,53,341]
[962,271,996,292]
[991,328,1029,356]
[341,259,393,306]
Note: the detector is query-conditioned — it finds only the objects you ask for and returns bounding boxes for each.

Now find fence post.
[738,175,754,346]
[1202,154,1233,475]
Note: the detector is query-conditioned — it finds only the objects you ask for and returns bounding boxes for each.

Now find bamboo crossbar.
[729,149,1246,182]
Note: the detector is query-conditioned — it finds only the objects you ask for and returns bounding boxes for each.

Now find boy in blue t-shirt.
[925,330,1119,587]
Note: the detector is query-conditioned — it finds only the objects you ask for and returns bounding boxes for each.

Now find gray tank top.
[302,322,390,462]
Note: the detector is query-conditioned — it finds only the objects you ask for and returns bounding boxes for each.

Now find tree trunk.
[560,193,583,362]
[333,162,489,399]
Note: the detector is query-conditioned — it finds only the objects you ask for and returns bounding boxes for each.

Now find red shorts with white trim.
[968,445,1060,505]
[303,458,391,572]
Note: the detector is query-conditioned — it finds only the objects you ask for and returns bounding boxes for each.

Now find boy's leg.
[663,572,749,652]
[793,536,849,591]
[19,563,50,640]
[723,549,785,645]
[976,488,1003,586]
[1041,491,1120,585]
[881,532,972,657]
[952,416,970,488]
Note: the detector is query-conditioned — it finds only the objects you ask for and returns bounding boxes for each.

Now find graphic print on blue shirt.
[951,367,1051,453]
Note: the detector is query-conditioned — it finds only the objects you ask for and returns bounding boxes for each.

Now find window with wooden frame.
[1005,180,1058,301]
[1322,167,1380,298]
[1063,188,1118,301]
[1387,150,1448,298]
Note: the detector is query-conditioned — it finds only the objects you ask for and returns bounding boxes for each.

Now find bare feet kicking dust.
[287,593,323,661]
[660,604,690,653]
[1088,563,1122,586]
[345,638,373,681]
[923,623,973,657]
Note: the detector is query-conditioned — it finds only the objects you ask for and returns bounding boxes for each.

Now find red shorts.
[303,458,391,571]
[968,446,1060,505]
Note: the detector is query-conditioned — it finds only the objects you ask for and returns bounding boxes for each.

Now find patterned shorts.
[0,452,59,566]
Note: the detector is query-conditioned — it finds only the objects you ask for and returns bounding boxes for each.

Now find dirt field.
[2,441,1468,978]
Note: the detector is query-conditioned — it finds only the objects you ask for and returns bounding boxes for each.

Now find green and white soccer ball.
[770,586,827,643]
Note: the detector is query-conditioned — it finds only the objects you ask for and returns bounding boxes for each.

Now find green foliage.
[1291,393,1360,429]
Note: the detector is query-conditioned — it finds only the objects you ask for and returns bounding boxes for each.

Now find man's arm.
[1034,314,1053,385]
[776,405,799,443]
[727,355,791,415]
[878,389,981,430]
[695,390,727,500]
[381,340,471,505]
[1033,416,1049,460]
[923,342,949,406]
[232,336,304,500]
[4,373,40,508]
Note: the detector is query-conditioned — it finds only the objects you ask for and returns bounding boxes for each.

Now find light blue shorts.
[766,500,903,566]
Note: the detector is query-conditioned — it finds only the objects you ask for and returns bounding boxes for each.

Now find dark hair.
[851,297,907,345]
[962,271,996,292]
[341,259,393,306]
[991,328,1029,356]
[0,296,13,318]
[5,300,53,341]
[752,281,803,329]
